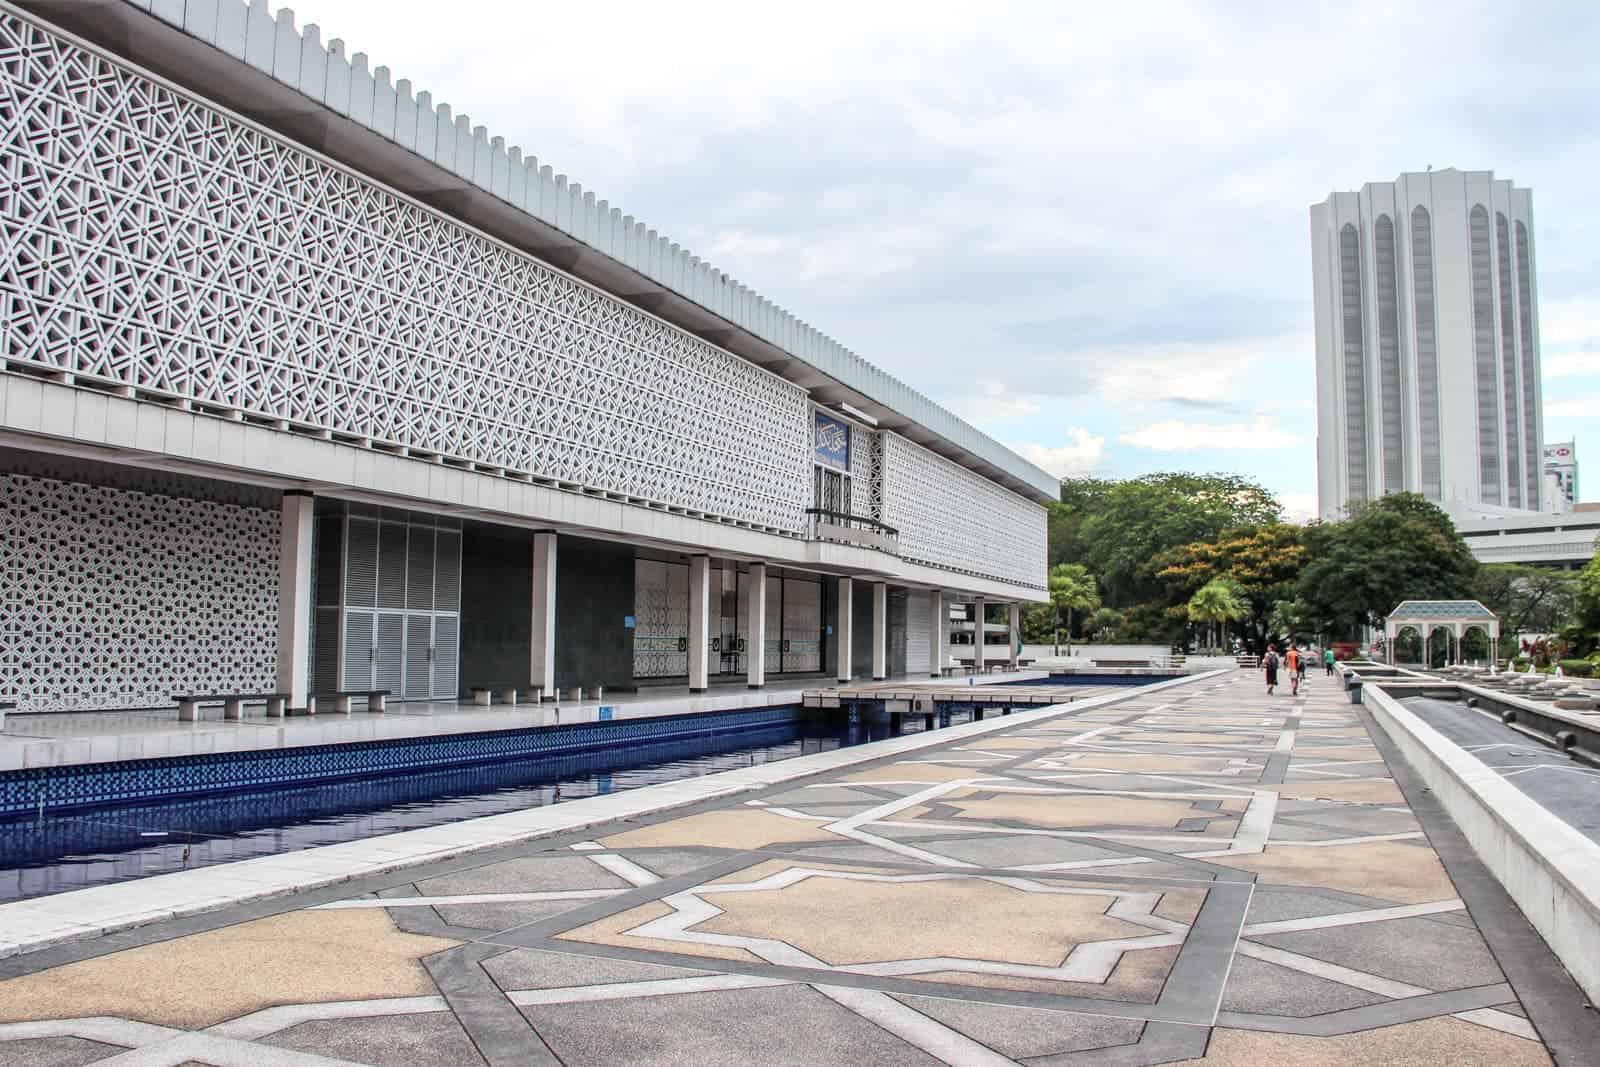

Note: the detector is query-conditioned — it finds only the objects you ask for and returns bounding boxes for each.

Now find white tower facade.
[1312,169,1544,521]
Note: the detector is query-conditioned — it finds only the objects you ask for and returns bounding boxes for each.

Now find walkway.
[0,670,1590,1065]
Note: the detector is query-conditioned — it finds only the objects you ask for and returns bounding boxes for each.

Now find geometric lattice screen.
[0,10,810,533]
[880,432,1048,590]
[0,473,279,712]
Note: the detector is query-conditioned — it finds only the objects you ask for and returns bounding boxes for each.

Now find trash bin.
[1348,674,1363,704]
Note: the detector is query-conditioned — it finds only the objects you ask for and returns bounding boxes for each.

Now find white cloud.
[945,382,1041,423]
[1011,429,1106,478]
[1536,296,1600,349]
[1276,491,1320,524]
[1545,393,1600,419]
[1052,333,1312,412]
[1119,417,1300,452]
[1543,350,1600,378]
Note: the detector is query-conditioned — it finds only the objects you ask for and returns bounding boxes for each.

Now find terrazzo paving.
[0,670,1591,1065]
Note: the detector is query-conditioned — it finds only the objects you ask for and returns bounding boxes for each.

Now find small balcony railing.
[805,508,899,554]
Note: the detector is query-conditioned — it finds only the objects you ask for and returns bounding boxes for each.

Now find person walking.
[1323,646,1335,676]
[1263,644,1280,695]
[1295,646,1309,691]
[1286,646,1301,695]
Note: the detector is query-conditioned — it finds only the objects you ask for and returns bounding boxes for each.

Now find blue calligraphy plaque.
[813,411,851,472]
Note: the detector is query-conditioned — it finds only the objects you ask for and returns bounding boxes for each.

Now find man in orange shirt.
[1286,646,1301,695]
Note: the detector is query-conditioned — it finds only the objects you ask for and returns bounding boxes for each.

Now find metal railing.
[805,508,899,553]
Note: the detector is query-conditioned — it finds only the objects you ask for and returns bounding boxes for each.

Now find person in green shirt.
[1323,647,1335,676]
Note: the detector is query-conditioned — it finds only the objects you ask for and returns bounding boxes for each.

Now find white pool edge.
[0,671,1225,960]
[1365,683,1600,1005]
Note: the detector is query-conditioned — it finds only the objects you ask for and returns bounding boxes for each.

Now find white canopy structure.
[1383,600,1500,666]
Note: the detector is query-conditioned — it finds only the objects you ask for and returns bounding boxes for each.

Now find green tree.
[1048,563,1101,655]
[1087,606,1124,642]
[1154,523,1307,653]
[1187,578,1248,653]
[1294,494,1478,638]
[1570,554,1600,656]
[1473,564,1578,657]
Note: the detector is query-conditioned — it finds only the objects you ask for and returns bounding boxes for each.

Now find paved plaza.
[0,671,1593,1066]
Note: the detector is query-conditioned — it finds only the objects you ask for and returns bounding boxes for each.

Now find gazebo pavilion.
[1383,600,1500,667]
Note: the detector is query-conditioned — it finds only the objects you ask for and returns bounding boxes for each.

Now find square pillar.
[747,563,767,689]
[1008,602,1021,670]
[929,591,945,677]
[276,491,315,709]
[836,576,854,682]
[972,596,986,673]
[531,532,557,699]
[871,581,888,680]
[689,555,711,692]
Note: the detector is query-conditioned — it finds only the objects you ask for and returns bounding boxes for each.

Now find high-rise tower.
[1311,169,1544,520]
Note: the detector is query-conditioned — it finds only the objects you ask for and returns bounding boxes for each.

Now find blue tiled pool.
[0,706,927,901]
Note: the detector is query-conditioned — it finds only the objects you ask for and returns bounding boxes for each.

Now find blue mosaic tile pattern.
[0,706,801,817]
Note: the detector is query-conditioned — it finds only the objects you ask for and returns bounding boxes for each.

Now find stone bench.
[468,684,541,706]
[308,690,389,715]
[173,692,288,722]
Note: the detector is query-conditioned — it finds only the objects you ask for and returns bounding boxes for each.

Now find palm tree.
[1187,579,1247,654]
[1048,563,1100,656]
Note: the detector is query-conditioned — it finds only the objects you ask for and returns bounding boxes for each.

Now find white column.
[836,576,854,682]
[871,581,888,680]
[1008,602,1021,670]
[689,555,711,692]
[1452,622,1463,666]
[747,563,767,689]
[972,596,986,672]
[276,491,315,709]
[929,591,945,677]
[531,532,557,699]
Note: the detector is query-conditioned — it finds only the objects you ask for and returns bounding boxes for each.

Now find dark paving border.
[1361,705,1600,1065]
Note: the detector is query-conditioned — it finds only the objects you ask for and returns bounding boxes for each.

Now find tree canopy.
[1293,494,1478,637]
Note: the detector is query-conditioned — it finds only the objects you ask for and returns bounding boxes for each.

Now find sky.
[294,0,1599,521]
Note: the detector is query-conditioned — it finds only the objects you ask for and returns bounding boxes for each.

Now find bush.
[1557,659,1595,678]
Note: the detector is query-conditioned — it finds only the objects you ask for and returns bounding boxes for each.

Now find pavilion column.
[871,581,888,681]
[1452,623,1463,666]
[1008,602,1021,670]
[531,532,557,699]
[836,577,854,682]
[929,591,945,677]
[972,596,986,673]
[689,555,711,693]
[276,491,315,710]
[746,563,767,689]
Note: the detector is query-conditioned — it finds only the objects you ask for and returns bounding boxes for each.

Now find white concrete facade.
[0,1,1052,712]
[1312,169,1545,522]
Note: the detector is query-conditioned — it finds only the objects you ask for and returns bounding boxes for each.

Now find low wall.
[1364,684,1600,1004]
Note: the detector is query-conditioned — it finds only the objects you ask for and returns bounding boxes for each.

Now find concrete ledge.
[0,670,1224,959]
[1365,683,1600,1004]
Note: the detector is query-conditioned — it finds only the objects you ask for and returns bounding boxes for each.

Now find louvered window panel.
[1338,224,1368,505]
[434,531,462,612]
[1516,223,1540,505]
[341,611,374,691]
[375,613,405,697]
[1470,206,1501,503]
[407,527,436,611]
[404,615,433,700]
[1411,207,1442,501]
[377,522,407,610]
[343,519,379,610]
[433,615,460,698]
[1374,215,1403,494]
[1496,213,1522,507]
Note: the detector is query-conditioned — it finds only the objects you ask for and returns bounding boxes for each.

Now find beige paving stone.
[1213,840,1455,904]
[955,737,1051,751]
[553,901,762,964]
[917,945,1179,1001]
[844,762,987,783]
[0,910,454,1029]
[703,857,901,887]
[1277,779,1404,805]
[599,809,840,850]
[695,872,1144,966]
[1291,745,1381,761]
[1154,887,1207,924]
[1128,732,1267,744]
[1047,754,1235,772]
[1173,1016,1550,1065]
[942,792,1227,830]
